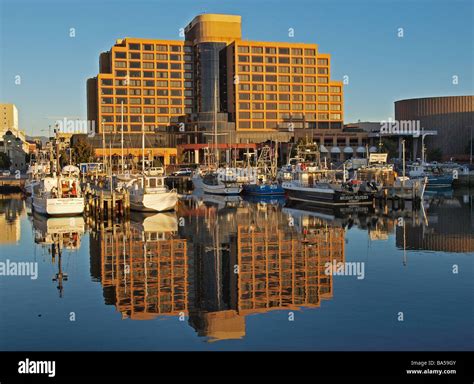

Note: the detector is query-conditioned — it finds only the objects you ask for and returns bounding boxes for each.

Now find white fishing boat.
[126,174,178,212]
[32,166,84,216]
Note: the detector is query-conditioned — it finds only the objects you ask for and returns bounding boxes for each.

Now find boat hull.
[282,183,372,206]
[130,191,178,212]
[242,183,285,195]
[32,197,84,217]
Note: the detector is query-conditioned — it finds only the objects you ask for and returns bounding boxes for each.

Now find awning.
[319,145,329,153]
[356,146,366,154]
[343,146,354,154]
[369,146,378,153]
[330,147,341,154]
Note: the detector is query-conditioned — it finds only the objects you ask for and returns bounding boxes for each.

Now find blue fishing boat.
[408,163,453,188]
[242,182,285,195]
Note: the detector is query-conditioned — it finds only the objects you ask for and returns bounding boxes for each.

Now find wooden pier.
[84,189,130,228]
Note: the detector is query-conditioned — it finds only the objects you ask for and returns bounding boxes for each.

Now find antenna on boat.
[142,114,145,174]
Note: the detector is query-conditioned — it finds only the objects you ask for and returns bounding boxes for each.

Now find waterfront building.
[86,14,354,164]
[0,103,29,154]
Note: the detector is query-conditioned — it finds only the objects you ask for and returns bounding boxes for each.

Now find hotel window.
[184,63,192,70]
[317,86,328,92]
[184,54,192,61]
[158,107,168,113]
[129,52,140,59]
[305,67,316,74]
[266,112,277,119]
[144,107,155,113]
[143,62,154,69]
[238,84,250,91]
[129,61,140,68]
[252,56,263,63]
[157,115,169,122]
[317,77,328,84]
[279,103,290,110]
[129,43,140,50]
[317,95,328,102]
[252,65,263,72]
[279,85,290,92]
[170,45,181,52]
[115,97,127,104]
[304,77,316,83]
[330,104,341,111]
[143,89,155,96]
[171,63,181,70]
[330,95,341,102]
[278,66,290,73]
[251,46,263,54]
[144,80,154,86]
[170,72,181,79]
[317,58,329,66]
[130,97,141,104]
[239,74,250,81]
[330,86,342,93]
[266,75,277,82]
[238,65,250,72]
[143,71,153,78]
[239,93,250,100]
[279,47,290,55]
[170,54,181,61]
[101,97,113,104]
[115,51,127,59]
[170,108,182,114]
[170,81,181,87]
[292,85,303,92]
[266,103,277,110]
[292,67,303,74]
[238,55,249,62]
[240,121,251,128]
[252,112,264,119]
[265,94,277,101]
[171,89,182,96]
[306,113,316,120]
[291,48,302,55]
[265,56,276,63]
[318,104,329,111]
[253,121,265,128]
[101,88,113,95]
[184,45,192,53]
[101,79,113,86]
[252,84,264,91]
[292,57,303,65]
[171,98,181,105]
[278,57,290,64]
[293,104,303,110]
[293,76,303,83]
[143,53,154,60]
[156,54,168,60]
[184,81,192,87]
[101,106,113,113]
[292,94,303,101]
[318,113,329,120]
[129,71,141,77]
[157,90,168,96]
[266,66,277,73]
[330,113,341,120]
[252,103,264,110]
[239,112,250,119]
[156,44,167,51]
[184,72,192,79]
[156,72,168,78]
[130,116,141,123]
[185,107,193,114]
[304,58,316,65]
[265,47,276,54]
[318,67,328,74]
[115,70,127,77]
[239,103,250,109]
[305,104,316,110]
[184,99,192,105]
[143,44,153,51]
[265,84,277,92]
[252,93,264,100]
[144,116,155,123]
[304,49,316,56]
[116,88,128,95]
[305,94,316,101]
[102,115,114,122]
[238,46,249,53]
[278,75,290,82]
[157,63,168,69]
[279,112,290,119]
[252,74,264,82]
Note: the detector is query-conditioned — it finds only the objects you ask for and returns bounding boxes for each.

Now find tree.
[0,153,11,169]
[72,138,94,164]
[380,138,398,159]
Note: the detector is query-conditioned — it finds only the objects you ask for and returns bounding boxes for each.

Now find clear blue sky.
[0,0,472,136]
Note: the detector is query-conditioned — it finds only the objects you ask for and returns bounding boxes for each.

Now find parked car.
[2,170,11,177]
[147,167,165,176]
[171,168,193,176]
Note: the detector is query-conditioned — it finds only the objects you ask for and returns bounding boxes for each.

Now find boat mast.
[142,114,145,173]
[102,120,106,175]
[402,139,406,188]
[121,101,124,173]
[214,76,218,168]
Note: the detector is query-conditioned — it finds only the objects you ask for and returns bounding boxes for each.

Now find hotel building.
[87,14,358,164]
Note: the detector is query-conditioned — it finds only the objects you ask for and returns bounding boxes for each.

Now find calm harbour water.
[0,189,473,351]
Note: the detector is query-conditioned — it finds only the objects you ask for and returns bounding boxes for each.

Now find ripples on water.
[0,190,472,350]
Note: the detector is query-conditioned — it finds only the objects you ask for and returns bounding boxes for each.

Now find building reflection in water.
[92,195,345,341]
[0,194,25,244]
[32,214,85,297]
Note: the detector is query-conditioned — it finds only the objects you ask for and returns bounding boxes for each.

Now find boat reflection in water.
[32,214,85,297]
